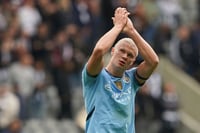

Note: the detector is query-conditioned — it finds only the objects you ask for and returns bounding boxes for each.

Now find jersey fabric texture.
[82,65,142,133]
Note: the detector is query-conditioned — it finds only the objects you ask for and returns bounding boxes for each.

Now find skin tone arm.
[86,7,130,76]
[123,18,159,84]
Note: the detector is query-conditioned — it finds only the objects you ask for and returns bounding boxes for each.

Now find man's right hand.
[122,18,135,35]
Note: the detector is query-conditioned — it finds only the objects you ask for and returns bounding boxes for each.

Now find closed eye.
[127,53,134,58]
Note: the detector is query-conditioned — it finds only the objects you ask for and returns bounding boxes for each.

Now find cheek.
[127,62,133,68]
[129,58,135,65]
[113,53,120,59]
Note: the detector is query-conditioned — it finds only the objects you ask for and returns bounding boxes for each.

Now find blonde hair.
[115,38,138,56]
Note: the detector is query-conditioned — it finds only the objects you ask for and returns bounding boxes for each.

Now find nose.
[122,53,128,60]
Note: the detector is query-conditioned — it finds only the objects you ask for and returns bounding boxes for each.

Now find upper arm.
[135,61,158,85]
[86,48,104,76]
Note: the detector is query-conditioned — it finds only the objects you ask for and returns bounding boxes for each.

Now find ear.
[111,47,115,56]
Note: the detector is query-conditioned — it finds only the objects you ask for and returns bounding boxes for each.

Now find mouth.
[119,60,126,66]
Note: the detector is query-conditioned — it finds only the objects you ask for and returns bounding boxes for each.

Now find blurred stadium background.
[0,0,200,133]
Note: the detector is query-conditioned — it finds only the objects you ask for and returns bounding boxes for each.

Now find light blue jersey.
[82,65,141,133]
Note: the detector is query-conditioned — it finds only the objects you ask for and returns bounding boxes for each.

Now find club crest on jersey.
[123,75,130,83]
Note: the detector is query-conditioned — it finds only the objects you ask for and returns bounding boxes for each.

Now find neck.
[105,65,124,78]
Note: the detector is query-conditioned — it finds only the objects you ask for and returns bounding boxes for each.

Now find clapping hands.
[112,7,135,34]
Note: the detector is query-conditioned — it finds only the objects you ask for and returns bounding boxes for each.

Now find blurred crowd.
[0,0,199,133]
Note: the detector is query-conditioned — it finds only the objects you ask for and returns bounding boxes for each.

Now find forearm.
[128,29,159,67]
[86,26,122,76]
[94,26,122,55]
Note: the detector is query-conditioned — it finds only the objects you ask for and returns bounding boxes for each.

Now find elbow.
[152,56,159,68]
[147,55,159,69]
[93,47,104,57]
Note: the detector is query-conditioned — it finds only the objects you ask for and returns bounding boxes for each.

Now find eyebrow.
[119,47,136,58]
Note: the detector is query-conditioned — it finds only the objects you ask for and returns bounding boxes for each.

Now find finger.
[121,8,129,19]
[112,17,116,24]
[112,17,115,22]
[115,7,122,14]
[125,12,130,17]
[120,8,126,15]
[122,8,128,13]
[115,7,124,14]
[121,8,127,12]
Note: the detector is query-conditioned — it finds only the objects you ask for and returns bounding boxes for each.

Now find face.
[111,41,137,70]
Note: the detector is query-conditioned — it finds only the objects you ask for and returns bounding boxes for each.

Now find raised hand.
[112,7,130,31]
[122,17,135,35]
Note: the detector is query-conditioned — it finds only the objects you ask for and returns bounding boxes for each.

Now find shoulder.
[82,64,105,84]
[126,67,145,87]
[126,67,137,75]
